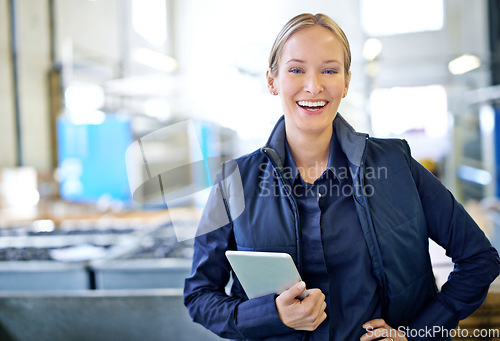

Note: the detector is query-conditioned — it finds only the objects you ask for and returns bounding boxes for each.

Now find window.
[369,85,448,138]
[361,0,444,36]
[132,0,167,46]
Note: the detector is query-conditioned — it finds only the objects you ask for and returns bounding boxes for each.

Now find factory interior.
[1,0,500,340]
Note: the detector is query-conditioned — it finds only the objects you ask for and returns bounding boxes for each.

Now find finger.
[360,330,381,341]
[360,327,390,341]
[309,310,327,331]
[315,300,327,319]
[303,289,325,315]
[363,318,389,330]
[279,281,306,304]
[315,311,327,328]
[305,288,324,302]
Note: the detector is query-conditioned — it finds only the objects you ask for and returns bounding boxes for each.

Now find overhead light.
[65,83,104,112]
[133,48,178,72]
[361,0,444,36]
[132,0,167,47]
[448,54,481,75]
[457,165,491,185]
[64,83,106,125]
[363,38,383,61]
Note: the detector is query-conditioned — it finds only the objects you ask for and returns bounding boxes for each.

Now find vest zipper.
[261,148,303,274]
[357,143,388,310]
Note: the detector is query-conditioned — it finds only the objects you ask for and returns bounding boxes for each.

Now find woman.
[184,13,500,341]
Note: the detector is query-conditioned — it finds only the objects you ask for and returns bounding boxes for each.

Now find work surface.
[0,289,222,341]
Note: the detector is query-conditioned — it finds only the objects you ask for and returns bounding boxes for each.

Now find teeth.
[297,101,327,107]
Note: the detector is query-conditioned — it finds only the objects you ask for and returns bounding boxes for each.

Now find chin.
[285,108,336,132]
[299,110,336,125]
[298,120,334,135]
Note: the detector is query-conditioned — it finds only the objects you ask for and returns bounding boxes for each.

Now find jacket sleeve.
[406,157,500,340]
[183,172,293,339]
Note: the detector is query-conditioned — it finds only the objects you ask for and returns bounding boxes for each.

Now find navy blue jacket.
[184,115,500,341]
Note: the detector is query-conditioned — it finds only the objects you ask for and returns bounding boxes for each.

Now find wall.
[171,0,367,154]
[0,0,17,167]
[0,0,493,171]
[0,0,52,170]
[54,0,120,80]
[0,0,120,171]
[372,0,490,90]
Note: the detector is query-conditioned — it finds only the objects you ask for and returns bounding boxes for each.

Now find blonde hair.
[268,13,351,77]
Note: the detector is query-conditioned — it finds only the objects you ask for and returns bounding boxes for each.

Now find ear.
[266,68,278,95]
[342,71,351,98]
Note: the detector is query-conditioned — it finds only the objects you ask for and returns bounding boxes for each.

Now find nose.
[305,72,323,95]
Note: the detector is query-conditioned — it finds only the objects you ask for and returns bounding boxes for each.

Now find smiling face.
[267,25,350,137]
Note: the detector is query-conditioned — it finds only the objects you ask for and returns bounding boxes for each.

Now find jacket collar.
[261,114,368,169]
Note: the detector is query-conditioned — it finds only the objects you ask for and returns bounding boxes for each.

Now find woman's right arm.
[184,160,328,338]
[183,176,294,339]
[184,222,294,339]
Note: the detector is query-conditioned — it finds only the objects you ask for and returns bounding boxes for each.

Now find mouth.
[296,100,328,112]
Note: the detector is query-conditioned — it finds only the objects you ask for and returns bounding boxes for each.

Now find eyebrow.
[285,59,341,65]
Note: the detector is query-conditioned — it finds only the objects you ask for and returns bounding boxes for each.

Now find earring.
[271,92,277,95]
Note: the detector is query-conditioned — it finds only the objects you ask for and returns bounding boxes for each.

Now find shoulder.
[367,137,410,153]
[233,148,264,164]
[230,148,266,170]
[221,148,269,181]
[365,137,412,168]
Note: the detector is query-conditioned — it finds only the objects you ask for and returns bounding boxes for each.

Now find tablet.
[225,250,307,300]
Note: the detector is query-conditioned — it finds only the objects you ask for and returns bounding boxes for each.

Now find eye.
[288,67,304,74]
[323,69,338,75]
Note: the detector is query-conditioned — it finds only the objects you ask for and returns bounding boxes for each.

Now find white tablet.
[225,250,307,300]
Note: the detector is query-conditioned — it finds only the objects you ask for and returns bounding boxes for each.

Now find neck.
[285,123,332,184]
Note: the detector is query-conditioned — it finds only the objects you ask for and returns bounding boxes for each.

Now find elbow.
[479,246,500,284]
[491,246,500,280]
[454,246,500,285]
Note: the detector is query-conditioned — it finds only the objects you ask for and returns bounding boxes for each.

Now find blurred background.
[0,0,500,340]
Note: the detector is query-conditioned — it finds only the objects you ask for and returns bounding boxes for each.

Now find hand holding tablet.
[225,250,327,331]
[225,251,308,299]
[275,281,327,331]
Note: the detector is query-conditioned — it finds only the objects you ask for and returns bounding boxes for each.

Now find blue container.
[57,114,133,203]
[495,107,500,198]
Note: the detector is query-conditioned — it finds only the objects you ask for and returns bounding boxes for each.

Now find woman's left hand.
[360,319,408,341]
